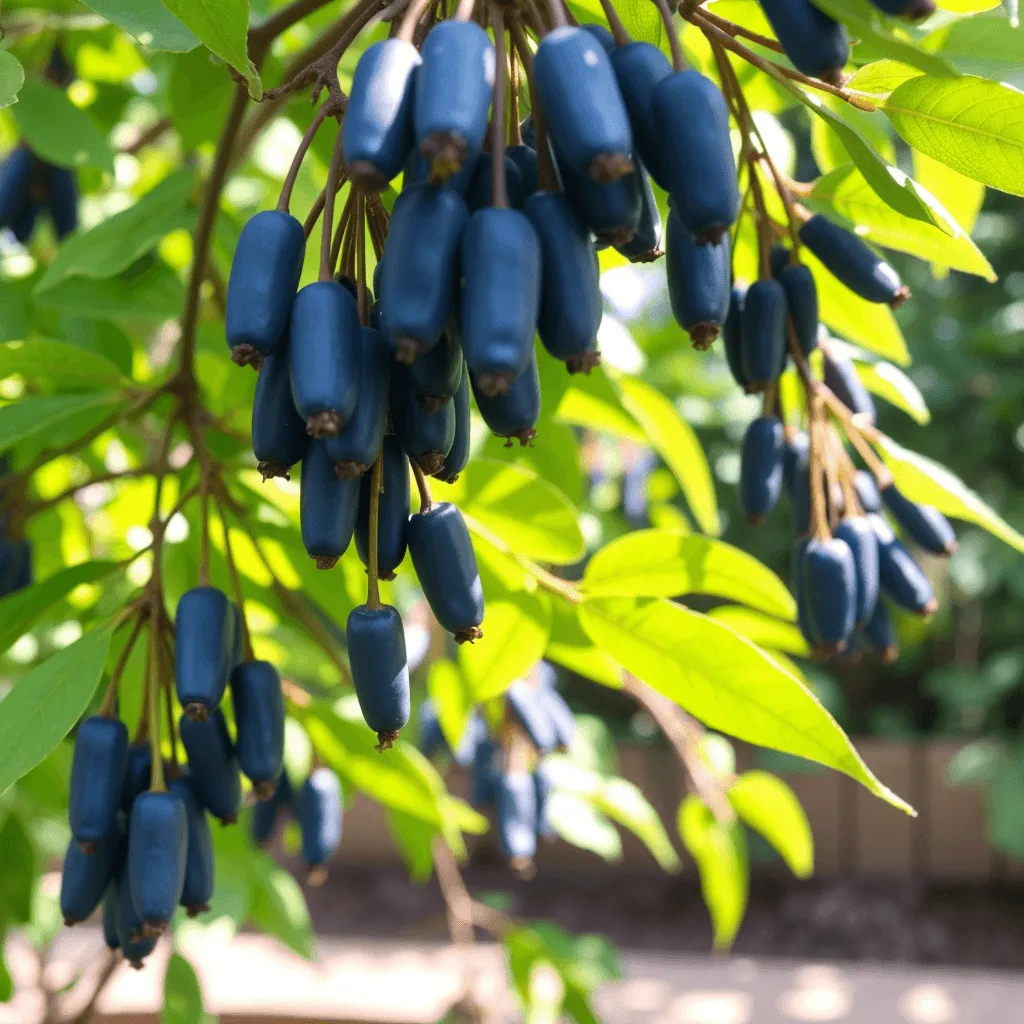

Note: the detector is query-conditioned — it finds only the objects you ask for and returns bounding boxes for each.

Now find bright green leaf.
[162,953,208,1024]
[427,659,472,754]
[12,80,113,173]
[847,60,923,97]
[913,149,986,243]
[554,368,645,442]
[0,393,123,455]
[385,808,437,884]
[595,777,681,873]
[169,48,235,149]
[0,53,25,110]
[249,856,314,959]
[548,791,623,863]
[728,770,814,878]
[545,599,623,689]
[34,260,186,321]
[0,813,36,925]
[80,0,200,51]
[707,606,811,657]
[854,359,931,425]
[0,340,125,388]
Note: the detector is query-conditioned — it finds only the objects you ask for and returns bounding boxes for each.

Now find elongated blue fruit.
[115,862,156,969]
[252,349,308,480]
[60,826,122,925]
[250,773,292,846]
[69,715,128,853]
[534,762,555,840]
[289,280,361,438]
[299,767,343,876]
[800,214,909,306]
[581,22,615,52]
[867,0,935,17]
[128,790,188,937]
[356,435,409,579]
[415,21,495,180]
[869,513,937,615]
[403,147,478,196]
[465,153,526,212]
[740,416,785,525]
[471,736,498,806]
[723,287,748,389]
[855,470,882,514]
[325,326,390,477]
[834,516,880,627]
[179,709,243,824]
[800,536,857,654]
[439,365,471,484]
[300,439,360,569]
[651,71,739,244]
[47,165,78,238]
[507,681,558,752]
[231,660,285,798]
[121,744,153,812]
[777,262,819,357]
[381,183,469,361]
[390,362,456,476]
[347,603,411,746]
[0,148,34,230]
[559,146,642,247]
[419,700,447,759]
[497,771,538,871]
[535,27,633,181]
[616,164,663,263]
[175,585,234,719]
[740,279,788,391]
[610,42,673,189]
[226,210,305,366]
[408,502,484,643]
[473,351,541,446]
[524,190,602,374]
[784,431,811,535]
[859,599,899,663]
[408,324,463,413]
[344,39,421,189]
[881,485,957,556]
[12,201,38,244]
[168,776,214,917]
[537,685,574,750]
[505,144,539,197]
[460,207,542,397]
[759,0,849,85]
[823,347,876,422]
[666,210,731,350]
[102,886,119,949]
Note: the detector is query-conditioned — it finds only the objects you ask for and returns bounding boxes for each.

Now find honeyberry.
[60,824,123,926]
[298,767,343,877]
[115,861,156,969]
[120,743,154,812]
[102,885,119,951]
[759,0,849,86]
[823,347,876,423]
[439,365,472,484]
[505,144,539,197]
[69,714,128,853]
[168,776,215,917]
[390,361,456,476]
[252,349,308,481]
[11,201,38,244]
[609,42,673,190]
[127,789,188,937]
[666,209,731,350]
[869,513,937,615]
[506,681,558,753]
[854,471,882,514]
[408,323,464,414]
[537,684,574,751]
[175,585,235,720]
[739,279,788,391]
[580,22,616,53]
[859,599,899,663]
[722,287,748,390]
[300,439,361,569]
[867,0,935,19]
[250,773,292,846]
[497,771,539,872]
[615,165,663,263]
[465,153,527,212]
[231,660,285,798]
[355,435,410,580]
[0,147,34,231]
[799,536,858,654]
[471,735,498,807]
[833,516,881,627]
[534,762,555,841]
[47,165,78,239]
[347,603,411,746]
[740,416,785,526]
[559,148,642,247]
[473,350,541,447]
[774,259,819,358]
[178,709,243,824]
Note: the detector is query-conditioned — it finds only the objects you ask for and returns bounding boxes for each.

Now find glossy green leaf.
[548,791,623,863]
[0,393,123,455]
[249,856,314,959]
[12,80,113,173]
[554,368,645,442]
[0,627,112,796]
[161,953,208,1024]
[34,260,186,321]
[0,813,36,926]
[169,48,235,149]
[0,340,125,388]
[707,606,811,657]
[578,598,913,813]
[0,53,24,110]
[878,436,1024,553]
[678,796,748,949]
[728,770,814,878]
[385,808,436,884]
[912,150,986,249]
[847,60,923,97]
[427,659,472,755]
[80,0,200,51]
[545,600,624,689]
[581,530,796,620]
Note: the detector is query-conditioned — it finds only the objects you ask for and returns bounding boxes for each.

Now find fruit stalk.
[491,3,510,210]
[319,128,347,282]
[100,612,147,717]
[808,401,831,543]
[146,626,166,793]
[218,500,254,661]
[411,459,433,513]
[510,19,558,193]
[366,451,385,611]
[652,0,686,72]
[597,0,631,46]
[277,103,332,214]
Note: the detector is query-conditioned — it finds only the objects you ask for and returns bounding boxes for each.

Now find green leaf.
[946,739,1002,786]
[554,368,645,442]
[987,746,1024,858]
[34,259,186,321]
[0,952,10,1003]
[728,770,814,879]
[545,600,623,689]
[12,80,114,173]
[0,561,121,658]
[158,0,262,98]
[912,150,986,251]
[0,340,125,388]
[0,627,113,796]
[0,813,36,925]
[885,75,1024,196]
[677,796,748,950]
[616,377,719,535]
[162,953,209,1024]
[169,48,235,149]
[80,0,200,51]
[846,60,923,97]
[548,791,623,863]
[0,393,123,454]
[707,606,810,657]
[878,435,1024,553]
[36,172,196,292]
[249,856,314,959]
[0,52,25,110]
[578,598,913,813]
[853,358,931,425]
[427,659,472,755]
[385,808,437,883]
[581,530,796,620]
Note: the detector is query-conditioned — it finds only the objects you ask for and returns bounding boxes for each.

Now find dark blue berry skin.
[859,599,899,663]
[609,42,673,189]
[800,536,857,653]
[178,709,243,824]
[115,861,156,968]
[324,326,390,477]
[854,471,882,514]
[0,148,34,229]
[439,365,471,484]
[740,279,788,390]
[471,737,498,806]
[419,700,447,759]
[408,324,463,411]
[507,681,558,752]
[759,0,849,82]
[289,280,361,435]
[252,349,308,481]
[60,825,122,925]
[102,885,119,949]
[834,516,881,627]
[465,153,526,212]
[799,214,906,305]
[12,201,38,243]
[300,439,361,569]
[785,433,812,537]
[175,586,234,716]
[390,362,456,475]
[46,165,78,238]
[581,22,616,53]
[168,776,214,917]
[381,183,469,359]
[791,537,812,642]
[770,244,790,280]
[523,191,602,369]
[231,661,285,794]
[347,604,411,740]
[666,210,731,349]
[69,716,129,852]
[534,762,555,840]
[0,539,31,596]
[344,39,421,189]
[558,147,642,247]
[534,26,633,179]
[120,744,154,813]
[460,208,542,392]
[229,604,243,670]
[356,435,410,579]
[740,416,785,525]
[615,164,663,262]
[537,686,574,750]
[722,287,748,390]
[777,263,819,357]
[823,348,876,423]
[407,502,484,642]
[299,767,343,868]
[473,351,541,446]
[868,0,934,16]
[250,773,292,845]
[505,145,539,197]
[127,790,188,933]
[226,210,305,360]
[497,771,539,863]
[414,21,494,175]
[651,71,739,243]
[882,485,957,556]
